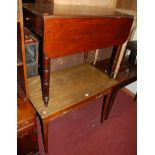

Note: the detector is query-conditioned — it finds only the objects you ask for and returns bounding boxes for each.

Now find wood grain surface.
[44,17,133,58]
[23,3,133,108]
[28,64,117,119]
[23,4,133,54]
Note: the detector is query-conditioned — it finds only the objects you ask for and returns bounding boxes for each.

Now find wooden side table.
[28,64,118,152]
[23,3,133,106]
[23,3,133,153]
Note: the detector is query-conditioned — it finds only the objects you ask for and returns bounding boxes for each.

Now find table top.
[28,64,117,119]
[23,3,133,19]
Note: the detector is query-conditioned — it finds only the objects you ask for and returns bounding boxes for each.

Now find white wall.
[126,81,137,94]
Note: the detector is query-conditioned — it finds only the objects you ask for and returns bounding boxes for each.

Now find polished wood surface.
[28,64,118,153]
[28,64,117,119]
[23,5,133,152]
[23,4,133,107]
[44,17,132,58]
[17,98,38,155]
[17,98,36,131]
[23,4,133,58]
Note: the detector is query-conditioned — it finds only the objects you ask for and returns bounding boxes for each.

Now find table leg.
[109,45,122,78]
[100,92,112,123]
[42,118,49,153]
[43,55,50,107]
[113,41,127,79]
[104,88,118,120]
[93,49,99,65]
[83,51,88,64]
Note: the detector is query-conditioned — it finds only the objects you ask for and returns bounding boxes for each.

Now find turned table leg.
[100,92,112,123]
[43,55,50,107]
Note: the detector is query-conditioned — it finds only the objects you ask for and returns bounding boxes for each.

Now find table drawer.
[17,124,38,155]
[17,116,35,131]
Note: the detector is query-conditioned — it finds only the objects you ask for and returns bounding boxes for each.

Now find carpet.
[37,90,137,155]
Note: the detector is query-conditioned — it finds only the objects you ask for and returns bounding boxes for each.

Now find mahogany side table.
[23,3,133,106]
[23,3,133,153]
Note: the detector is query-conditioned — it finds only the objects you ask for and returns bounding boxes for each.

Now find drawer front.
[17,116,35,131]
[17,125,38,155]
[23,8,43,36]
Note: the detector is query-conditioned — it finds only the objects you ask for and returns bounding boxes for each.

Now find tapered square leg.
[42,118,49,153]
[100,92,112,123]
[105,89,118,120]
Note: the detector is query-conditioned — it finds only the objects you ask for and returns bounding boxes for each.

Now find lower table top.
[28,64,117,119]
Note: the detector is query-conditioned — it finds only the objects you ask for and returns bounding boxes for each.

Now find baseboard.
[121,88,136,98]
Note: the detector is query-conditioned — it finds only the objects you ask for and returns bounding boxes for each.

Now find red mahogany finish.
[43,17,132,58]
[23,3,133,106]
[23,4,133,153]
